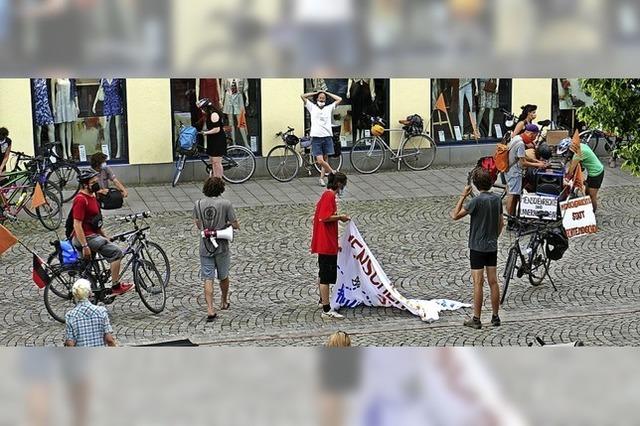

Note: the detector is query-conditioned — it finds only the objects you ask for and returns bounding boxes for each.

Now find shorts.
[586,171,604,189]
[200,251,231,280]
[223,92,243,115]
[506,172,522,195]
[470,250,498,270]
[311,136,335,157]
[318,254,338,284]
[73,235,123,263]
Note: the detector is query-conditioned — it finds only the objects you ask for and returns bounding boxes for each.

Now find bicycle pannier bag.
[59,239,80,265]
[99,188,124,210]
[178,125,198,151]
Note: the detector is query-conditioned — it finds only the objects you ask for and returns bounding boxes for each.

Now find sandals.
[206,313,218,322]
[221,302,231,310]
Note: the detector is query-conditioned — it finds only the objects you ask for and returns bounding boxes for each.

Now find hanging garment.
[222,79,247,115]
[199,79,221,106]
[478,79,499,109]
[324,79,349,98]
[349,79,375,133]
[54,79,78,124]
[458,79,474,127]
[102,79,123,117]
[33,79,54,126]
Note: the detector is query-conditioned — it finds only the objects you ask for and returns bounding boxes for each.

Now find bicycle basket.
[285,134,299,146]
[300,136,312,148]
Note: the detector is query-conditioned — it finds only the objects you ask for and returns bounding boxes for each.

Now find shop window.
[430,79,512,144]
[551,78,593,132]
[169,79,262,156]
[30,78,129,163]
[303,79,390,149]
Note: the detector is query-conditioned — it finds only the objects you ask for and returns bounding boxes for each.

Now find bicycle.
[500,214,562,304]
[172,133,256,187]
[12,142,81,203]
[0,168,62,230]
[349,116,437,174]
[44,212,169,323]
[266,127,343,182]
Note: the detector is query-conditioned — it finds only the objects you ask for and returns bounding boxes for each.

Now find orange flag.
[570,129,582,155]
[238,109,247,129]
[435,93,447,113]
[31,183,46,210]
[573,165,585,191]
[0,224,18,256]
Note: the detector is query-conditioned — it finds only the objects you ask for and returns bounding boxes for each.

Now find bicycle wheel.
[44,255,84,323]
[172,155,187,187]
[313,153,343,174]
[579,131,599,152]
[36,189,62,230]
[140,241,171,287]
[350,137,385,174]
[266,145,299,182]
[47,163,81,203]
[401,134,437,171]
[501,246,518,304]
[223,145,256,184]
[528,239,550,286]
[134,258,166,314]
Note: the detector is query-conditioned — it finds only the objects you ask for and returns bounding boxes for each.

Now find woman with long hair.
[512,104,537,137]
[196,98,227,178]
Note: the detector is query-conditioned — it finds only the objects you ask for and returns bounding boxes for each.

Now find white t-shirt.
[306,100,335,138]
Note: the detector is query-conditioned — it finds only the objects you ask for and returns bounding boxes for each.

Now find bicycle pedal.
[516,268,524,278]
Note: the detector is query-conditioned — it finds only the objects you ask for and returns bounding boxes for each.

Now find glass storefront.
[30,78,128,163]
[303,79,390,148]
[551,78,594,132]
[430,79,512,144]
[169,78,261,155]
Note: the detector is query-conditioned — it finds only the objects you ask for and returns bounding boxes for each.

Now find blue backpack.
[59,240,80,265]
[178,125,198,151]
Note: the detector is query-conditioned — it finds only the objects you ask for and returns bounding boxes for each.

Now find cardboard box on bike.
[545,130,569,146]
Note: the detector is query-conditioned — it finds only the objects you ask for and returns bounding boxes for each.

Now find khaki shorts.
[200,251,231,280]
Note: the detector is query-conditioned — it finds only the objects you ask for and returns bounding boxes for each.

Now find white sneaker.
[319,178,326,187]
[321,310,344,319]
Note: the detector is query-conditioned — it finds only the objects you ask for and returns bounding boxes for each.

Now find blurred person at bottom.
[311,172,350,320]
[450,168,503,329]
[326,330,352,347]
[194,177,240,322]
[65,279,116,347]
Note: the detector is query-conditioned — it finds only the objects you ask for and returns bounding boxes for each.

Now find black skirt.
[206,133,227,157]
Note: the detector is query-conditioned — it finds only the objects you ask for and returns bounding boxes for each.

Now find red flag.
[32,254,51,289]
[435,94,447,113]
[0,224,18,256]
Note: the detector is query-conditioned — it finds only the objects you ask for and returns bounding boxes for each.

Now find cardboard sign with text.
[559,196,597,238]
[519,194,558,220]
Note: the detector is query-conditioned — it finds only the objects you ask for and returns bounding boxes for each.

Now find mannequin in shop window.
[33,79,55,149]
[476,79,499,138]
[92,79,124,159]
[458,78,475,136]
[222,78,249,147]
[52,78,79,159]
[347,79,376,141]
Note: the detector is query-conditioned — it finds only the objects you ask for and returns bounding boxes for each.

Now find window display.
[552,78,593,132]
[170,79,261,155]
[304,78,389,149]
[431,79,512,143]
[31,78,128,162]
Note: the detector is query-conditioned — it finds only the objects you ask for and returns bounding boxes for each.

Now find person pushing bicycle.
[71,170,133,297]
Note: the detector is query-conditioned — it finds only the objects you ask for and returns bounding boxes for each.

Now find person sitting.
[90,152,128,199]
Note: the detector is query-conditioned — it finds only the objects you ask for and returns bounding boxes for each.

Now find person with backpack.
[70,170,132,297]
[196,98,227,178]
[504,124,548,224]
[557,137,605,213]
[451,168,504,329]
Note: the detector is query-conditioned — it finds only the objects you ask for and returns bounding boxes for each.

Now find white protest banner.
[559,196,597,238]
[330,222,470,322]
[519,194,558,220]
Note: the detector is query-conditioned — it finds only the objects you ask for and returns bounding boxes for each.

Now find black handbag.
[99,188,124,210]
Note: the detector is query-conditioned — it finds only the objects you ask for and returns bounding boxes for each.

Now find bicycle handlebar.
[275,127,295,137]
[116,211,151,223]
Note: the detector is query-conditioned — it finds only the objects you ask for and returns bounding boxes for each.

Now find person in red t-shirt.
[71,170,132,296]
[311,172,350,319]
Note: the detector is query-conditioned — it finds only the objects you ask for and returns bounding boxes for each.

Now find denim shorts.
[311,136,335,157]
[200,251,231,280]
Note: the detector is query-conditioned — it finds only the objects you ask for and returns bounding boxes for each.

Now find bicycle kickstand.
[547,271,558,291]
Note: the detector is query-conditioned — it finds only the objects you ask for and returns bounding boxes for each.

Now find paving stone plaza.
[1,166,639,346]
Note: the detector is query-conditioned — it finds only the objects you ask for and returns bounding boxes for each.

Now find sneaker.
[463,317,482,329]
[491,315,501,327]
[321,310,344,319]
[319,178,326,187]
[111,282,134,296]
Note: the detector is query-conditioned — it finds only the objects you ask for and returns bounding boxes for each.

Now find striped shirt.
[65,301,113,347]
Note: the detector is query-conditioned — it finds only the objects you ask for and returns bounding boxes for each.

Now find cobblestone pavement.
[1,166,639,346]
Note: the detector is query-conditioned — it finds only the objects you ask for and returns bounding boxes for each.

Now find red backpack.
[475,156,499,183]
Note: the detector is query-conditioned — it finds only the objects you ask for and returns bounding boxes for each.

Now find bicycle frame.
[0,171,39,217]
[365,129,426,161]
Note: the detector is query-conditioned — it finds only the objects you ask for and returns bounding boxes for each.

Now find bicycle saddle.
[537,120,551,127]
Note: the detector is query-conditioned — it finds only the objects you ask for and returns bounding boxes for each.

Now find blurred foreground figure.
[326,331,352,347]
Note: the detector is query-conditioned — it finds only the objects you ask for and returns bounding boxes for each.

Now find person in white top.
[301,91,342,186]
